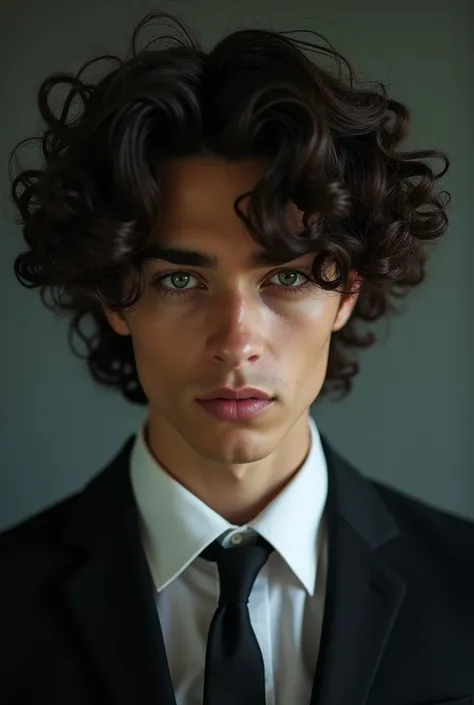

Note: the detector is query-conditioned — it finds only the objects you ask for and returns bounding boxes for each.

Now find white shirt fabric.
[130,414,329,705]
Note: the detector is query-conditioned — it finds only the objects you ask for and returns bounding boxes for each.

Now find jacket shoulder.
[0,434,136,562]
[372,478,474,562]
[0,492,80,572]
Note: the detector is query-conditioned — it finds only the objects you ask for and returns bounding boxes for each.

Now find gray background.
[0,0,472,532]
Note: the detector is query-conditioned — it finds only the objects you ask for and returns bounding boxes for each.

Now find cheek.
[128,299,198,353]
[131,321,191,369]
[274,299,338,401]
[271,295,339,354]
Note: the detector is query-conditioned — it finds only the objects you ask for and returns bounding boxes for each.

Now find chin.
[191,427,275,465]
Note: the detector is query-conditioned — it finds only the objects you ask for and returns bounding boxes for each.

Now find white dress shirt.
[130,414,329,705]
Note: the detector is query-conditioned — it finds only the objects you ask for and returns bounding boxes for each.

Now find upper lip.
[197,387,273,401]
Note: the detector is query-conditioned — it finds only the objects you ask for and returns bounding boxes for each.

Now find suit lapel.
[311,437,407,705]
[62,437,177,705]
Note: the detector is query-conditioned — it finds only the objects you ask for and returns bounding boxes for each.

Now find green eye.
[151,268,315,299]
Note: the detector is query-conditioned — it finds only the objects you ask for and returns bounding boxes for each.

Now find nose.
[206,291,265,369]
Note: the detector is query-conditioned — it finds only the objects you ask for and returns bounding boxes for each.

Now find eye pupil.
[279,271,298,286]
[171,273,190,289]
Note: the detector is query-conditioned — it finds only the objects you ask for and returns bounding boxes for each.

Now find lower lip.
[196,398,274,421]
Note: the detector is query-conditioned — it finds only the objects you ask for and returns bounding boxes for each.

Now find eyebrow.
[140,245,305,269]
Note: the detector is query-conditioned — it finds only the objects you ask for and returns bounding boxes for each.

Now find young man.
[2,10,474,705]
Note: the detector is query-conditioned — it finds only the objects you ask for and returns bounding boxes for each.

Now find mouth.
[196,396,275,421]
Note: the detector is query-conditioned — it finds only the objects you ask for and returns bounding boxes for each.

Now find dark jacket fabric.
[1,433,474,705]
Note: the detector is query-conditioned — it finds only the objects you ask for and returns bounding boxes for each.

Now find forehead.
[161,155,263,216]
[156,155,303,239]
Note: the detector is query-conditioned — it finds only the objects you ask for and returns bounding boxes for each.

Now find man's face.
[105,156,359,466]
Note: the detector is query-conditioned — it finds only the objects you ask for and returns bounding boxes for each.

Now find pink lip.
[196,398,274,421]
[197,387,272,401]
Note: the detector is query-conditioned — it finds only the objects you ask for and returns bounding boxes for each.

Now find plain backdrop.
[0,0,472,531]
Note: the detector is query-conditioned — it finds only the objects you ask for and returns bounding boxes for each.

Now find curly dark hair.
[9,11,450,405]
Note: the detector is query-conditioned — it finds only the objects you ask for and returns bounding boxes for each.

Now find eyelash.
[151,269,315,298]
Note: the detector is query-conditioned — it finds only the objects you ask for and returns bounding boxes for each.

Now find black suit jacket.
[2,433,474,705]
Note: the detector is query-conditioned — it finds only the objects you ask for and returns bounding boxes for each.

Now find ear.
[332,271,362,333]
[102,307,131,337]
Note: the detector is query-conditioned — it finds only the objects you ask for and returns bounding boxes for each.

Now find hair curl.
[9,11,450,404]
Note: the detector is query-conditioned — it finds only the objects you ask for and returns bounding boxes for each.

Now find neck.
[145,412,312,525]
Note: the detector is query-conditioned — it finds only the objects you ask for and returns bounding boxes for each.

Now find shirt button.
[230,533,243,545]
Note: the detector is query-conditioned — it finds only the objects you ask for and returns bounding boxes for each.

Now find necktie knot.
[201,537,273,604]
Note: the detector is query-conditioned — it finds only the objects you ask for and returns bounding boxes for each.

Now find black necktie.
[201,535,274,705]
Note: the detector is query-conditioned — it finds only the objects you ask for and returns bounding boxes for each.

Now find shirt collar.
[130,415,328,596]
